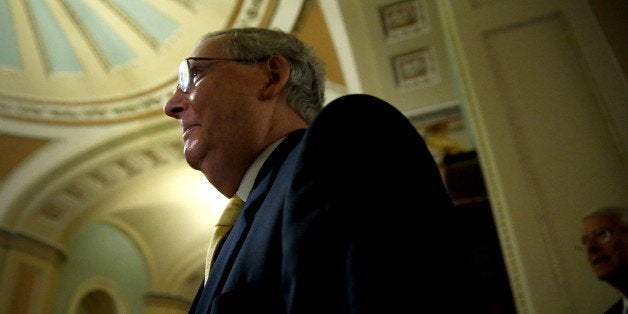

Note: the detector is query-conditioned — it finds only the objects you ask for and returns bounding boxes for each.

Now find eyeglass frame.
[580,227,615,247]
[177,56,270,93]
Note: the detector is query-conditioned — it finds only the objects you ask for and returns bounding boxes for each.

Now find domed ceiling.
[0,0,343,253]
[0,0,291,124]
[0,0,338,305]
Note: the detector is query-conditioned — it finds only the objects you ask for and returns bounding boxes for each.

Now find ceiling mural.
[0,0,312,243]
[0,0,283,124]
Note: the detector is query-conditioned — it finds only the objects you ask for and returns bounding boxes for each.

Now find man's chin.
[183,150,203,171]
[595,266,617,282]
[185,159,201,171]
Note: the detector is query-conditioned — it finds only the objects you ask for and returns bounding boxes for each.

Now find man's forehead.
[583,215,617,230]
[192,34,229,55]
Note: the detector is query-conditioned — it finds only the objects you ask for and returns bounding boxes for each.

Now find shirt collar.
[235,136,286,202]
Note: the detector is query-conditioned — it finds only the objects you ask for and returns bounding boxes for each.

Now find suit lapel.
[195,129,306,312]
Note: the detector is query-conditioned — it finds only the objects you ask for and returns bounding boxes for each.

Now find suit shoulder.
[605,299,623,314]
[303,94,427,160]
[319,94,400,117]
[313,94,410,130]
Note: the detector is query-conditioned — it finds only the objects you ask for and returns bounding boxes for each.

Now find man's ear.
[260,55,290,100]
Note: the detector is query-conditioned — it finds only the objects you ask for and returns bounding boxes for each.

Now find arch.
[66,277,127,314]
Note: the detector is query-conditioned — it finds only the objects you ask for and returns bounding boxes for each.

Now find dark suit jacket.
[606,299,623,314]
[190,94,475,314]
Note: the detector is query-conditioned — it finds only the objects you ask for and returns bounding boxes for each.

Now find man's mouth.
[183,125,198,139]
[592,255,610,266]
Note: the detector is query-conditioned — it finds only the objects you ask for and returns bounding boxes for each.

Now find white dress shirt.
[235,136,286,202]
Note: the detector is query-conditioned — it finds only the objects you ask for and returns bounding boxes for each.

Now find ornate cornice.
[0,228,66,265]
[0,84,172,124]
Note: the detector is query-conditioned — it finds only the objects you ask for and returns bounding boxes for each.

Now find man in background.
[582,206,628,314]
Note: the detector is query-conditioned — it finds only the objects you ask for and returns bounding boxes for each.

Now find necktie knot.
[216,195,244,226]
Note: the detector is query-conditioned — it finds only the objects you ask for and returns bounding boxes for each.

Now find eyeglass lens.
[178,60,190,92]
[581,228,612,246]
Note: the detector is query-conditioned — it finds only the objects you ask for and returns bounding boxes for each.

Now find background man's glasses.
[580,228,614,248]
[177,57,269,93]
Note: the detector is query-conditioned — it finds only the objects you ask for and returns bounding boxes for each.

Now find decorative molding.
[406,101,469,166]
[380,0,430,43]
[0,228,66,265]
[392,47,440,90]
[231,0,272,27]
[405,100,461,127]
[0,85,172,124]
[35,136,183,224]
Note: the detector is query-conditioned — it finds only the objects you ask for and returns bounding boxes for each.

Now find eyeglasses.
[580,228,614,247]
[177,57,269,93]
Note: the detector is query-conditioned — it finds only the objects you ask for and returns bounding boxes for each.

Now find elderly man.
[164,27,475,314]
[582,206,628,314]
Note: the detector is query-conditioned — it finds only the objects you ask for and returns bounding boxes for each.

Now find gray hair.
[583,206,628,229]
[200,27,325,123]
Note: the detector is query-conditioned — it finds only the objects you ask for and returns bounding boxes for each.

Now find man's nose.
[586,242,602,254]
[164,89,187,118]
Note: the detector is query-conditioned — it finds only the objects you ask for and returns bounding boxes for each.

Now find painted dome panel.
[0,0,248,123]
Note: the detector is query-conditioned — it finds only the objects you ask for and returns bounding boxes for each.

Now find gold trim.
[22,0,53,75]
[225,0,245,28]
[289,0,311,33]
[100,0,160,50]
[258,0,278,27]
[58,0,111,70]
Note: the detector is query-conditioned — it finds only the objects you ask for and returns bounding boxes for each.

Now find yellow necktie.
[204,195,245,283]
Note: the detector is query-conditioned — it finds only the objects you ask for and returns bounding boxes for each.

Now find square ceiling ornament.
[380,0,430,43]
